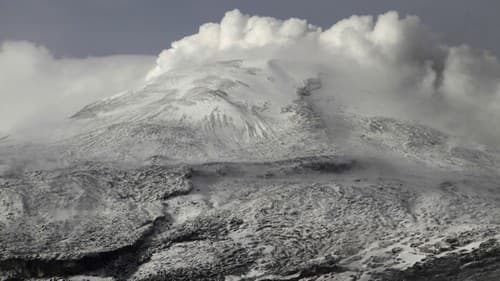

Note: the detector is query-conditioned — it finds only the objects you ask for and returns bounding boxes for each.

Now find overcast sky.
[1,0,499,57]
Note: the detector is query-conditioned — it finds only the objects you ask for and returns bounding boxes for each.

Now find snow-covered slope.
[2,58,500,281]
[38,58,496,171]
[64,60,329,162]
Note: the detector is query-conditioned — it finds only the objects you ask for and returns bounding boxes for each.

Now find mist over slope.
[0,41,155,138]
[54,57,497,172]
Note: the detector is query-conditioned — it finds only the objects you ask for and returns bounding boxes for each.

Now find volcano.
[2,10,500,281]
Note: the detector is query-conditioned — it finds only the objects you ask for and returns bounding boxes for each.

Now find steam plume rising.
[148,10,500,144]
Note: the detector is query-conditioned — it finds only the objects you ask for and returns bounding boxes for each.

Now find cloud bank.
[0,41,154,138]
[149,10,500,145]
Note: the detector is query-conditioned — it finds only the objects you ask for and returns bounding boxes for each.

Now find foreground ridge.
[1,154,500,280]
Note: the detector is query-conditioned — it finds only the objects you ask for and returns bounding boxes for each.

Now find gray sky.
[1,0,499,57]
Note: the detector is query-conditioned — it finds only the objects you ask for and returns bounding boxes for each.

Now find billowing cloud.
[0,40,154,138]
[148,9,500,145]
[148,10,444,74]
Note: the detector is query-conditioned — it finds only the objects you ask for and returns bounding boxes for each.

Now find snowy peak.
[61,59,500,169]
[66,60,330,161]
[73,60,299,130]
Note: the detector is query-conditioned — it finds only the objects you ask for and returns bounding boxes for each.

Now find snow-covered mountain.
[64,59,329,162]
[2,9,500,281]
[2,58,500,281]
[32,58,495,172]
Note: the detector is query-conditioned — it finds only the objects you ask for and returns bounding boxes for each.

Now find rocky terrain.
[1,60,500,280]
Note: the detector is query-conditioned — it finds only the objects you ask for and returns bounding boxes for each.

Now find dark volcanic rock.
[2,156,500,281]
[376,239,500,281]
[0,163,192,280]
